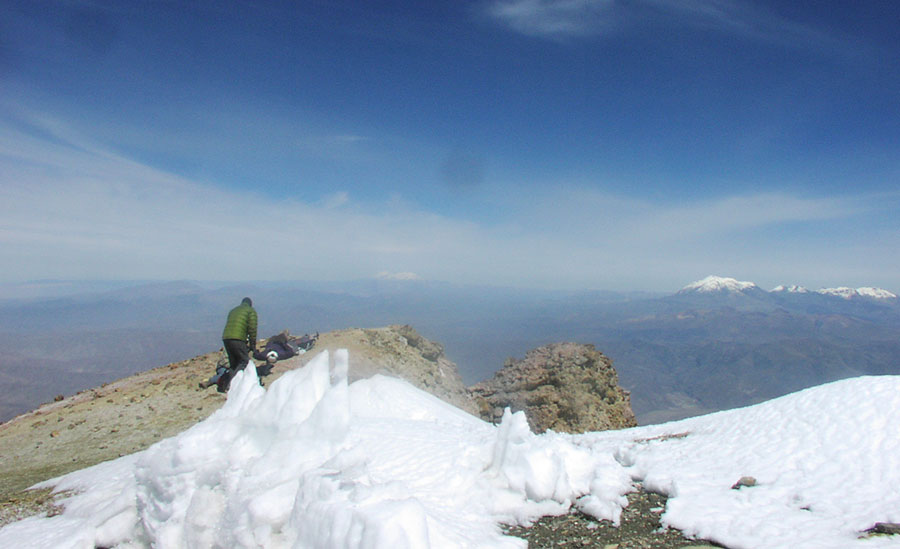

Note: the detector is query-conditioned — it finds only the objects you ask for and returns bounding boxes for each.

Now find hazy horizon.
[2,273,899,424]
[1,273,898,303]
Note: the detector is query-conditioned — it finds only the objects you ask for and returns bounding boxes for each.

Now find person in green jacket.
[216,297,258,392]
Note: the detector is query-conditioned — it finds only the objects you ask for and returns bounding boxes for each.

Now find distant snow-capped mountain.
[771,285,810,294]
[678,276,759,294]
[857,287,898,299]
[681,276,896,300]
[817,286,898,300]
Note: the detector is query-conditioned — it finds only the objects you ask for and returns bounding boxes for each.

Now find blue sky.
[1,0,898,291]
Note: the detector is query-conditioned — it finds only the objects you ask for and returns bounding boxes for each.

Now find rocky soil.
[308,325,477,415]
[471,342,637,433]
[504,485,722,549]
[0,325,471,507]
[0,348,229,506]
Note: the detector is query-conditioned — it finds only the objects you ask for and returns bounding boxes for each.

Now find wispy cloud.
[641,0,838,49]
[318,191,350,209]
[295,133,373,162]
[485,0,616,39]
[298,134,370,148]
[485,0,836,50]
[468,184,899,289]
[1,109,896,291]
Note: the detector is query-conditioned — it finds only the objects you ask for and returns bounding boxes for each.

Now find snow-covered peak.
[857,287,898,299]
[680,275,758,294]
[682,278,897,300]
[817,286,898,300]
[818,287,859,299]
[772,285,810,294]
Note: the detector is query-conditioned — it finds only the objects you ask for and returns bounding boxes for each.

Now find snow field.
[578,375,900,548]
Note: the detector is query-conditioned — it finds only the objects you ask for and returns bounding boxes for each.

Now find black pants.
[223,339,250,371]
[219,339,250,392]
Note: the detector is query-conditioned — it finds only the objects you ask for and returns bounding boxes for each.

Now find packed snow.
[2,350,900,548]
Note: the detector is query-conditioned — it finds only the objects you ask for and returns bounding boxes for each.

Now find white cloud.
[485,0,836,49]
[319,191,350,209]
[641,0,836,48]
[486,0,615,38]
[1,110,896,292]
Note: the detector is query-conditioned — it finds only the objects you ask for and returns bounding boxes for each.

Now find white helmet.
[266,350,278,362]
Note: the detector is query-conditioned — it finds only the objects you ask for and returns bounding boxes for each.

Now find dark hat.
[241,297,252,306]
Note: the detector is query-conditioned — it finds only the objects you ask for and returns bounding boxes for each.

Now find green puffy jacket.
[222,302,257,348]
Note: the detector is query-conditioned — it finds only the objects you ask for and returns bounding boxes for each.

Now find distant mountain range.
[1,276,898,424]
[591,276,900,422]
[680,275,898,300]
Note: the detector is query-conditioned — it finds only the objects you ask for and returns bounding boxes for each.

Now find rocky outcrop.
[298,325,477,415]
[470,342,637,434]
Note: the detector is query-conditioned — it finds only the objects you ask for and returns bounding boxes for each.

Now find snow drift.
[1,349,899,548]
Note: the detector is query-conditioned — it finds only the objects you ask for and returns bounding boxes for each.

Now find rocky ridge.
[0,324,474,507]
[471,342,637,433]
[316,324,477,415]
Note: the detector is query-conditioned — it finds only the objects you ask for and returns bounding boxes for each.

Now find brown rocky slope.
[0,325,473,508]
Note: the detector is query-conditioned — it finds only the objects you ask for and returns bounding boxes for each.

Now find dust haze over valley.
[2,276,898,426]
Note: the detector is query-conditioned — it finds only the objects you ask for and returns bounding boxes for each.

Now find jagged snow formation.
[0,351,625,549]
[2,351,900,548]
[679,275,758,293]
